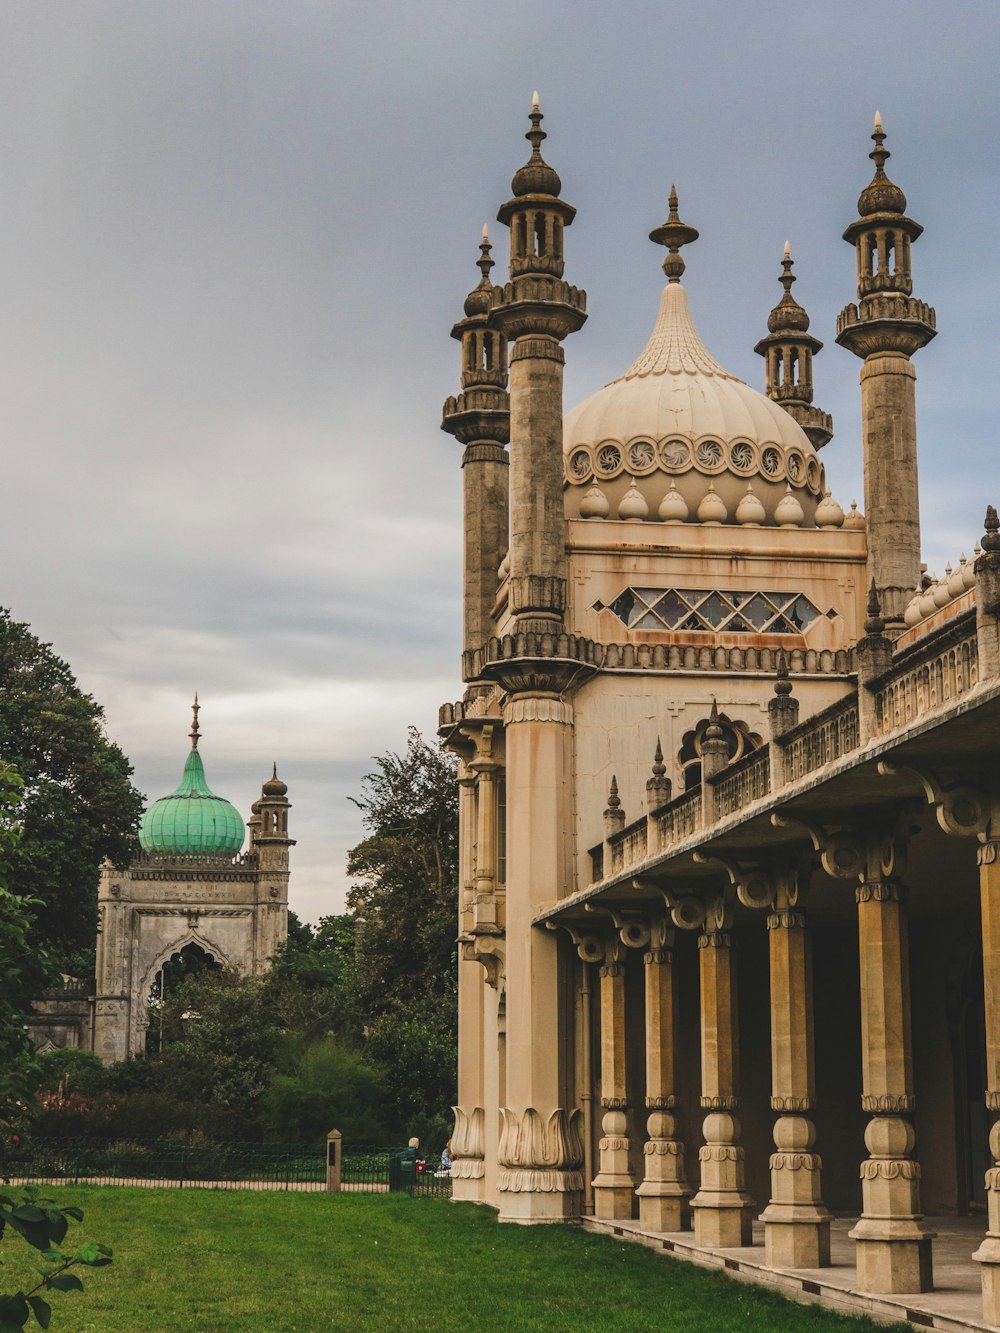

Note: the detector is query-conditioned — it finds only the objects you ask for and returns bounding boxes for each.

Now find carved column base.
[635,1110,690,1232]
[450,1105,485,1203]
[592,1109,635,1221]
[689,1112,755,1249]
[759,1116,832,1268]
[972,1122,1000,1324]
[496,1106,584,1224]
[849,1116,936,1293]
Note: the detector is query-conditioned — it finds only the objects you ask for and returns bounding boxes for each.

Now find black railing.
[1,1138,452,1196]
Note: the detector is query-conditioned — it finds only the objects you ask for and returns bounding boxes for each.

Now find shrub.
[264,1038,390,1145]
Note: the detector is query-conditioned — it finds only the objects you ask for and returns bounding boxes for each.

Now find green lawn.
[0,1186,910,1333]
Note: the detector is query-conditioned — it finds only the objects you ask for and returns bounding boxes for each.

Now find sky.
[0,2,996,922]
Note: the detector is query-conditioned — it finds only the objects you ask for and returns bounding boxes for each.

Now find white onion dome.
[579,481,610,519]
[814,491,846,528]
[618,479,648,520]
[735,483,766,526]
[658,480,689,523]
[842,501,866,531]
[697,482,727,525]
[774,484,805,528]
[564,281,825,525]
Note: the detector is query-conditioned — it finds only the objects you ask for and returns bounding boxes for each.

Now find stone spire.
[490,96,587,634]
[754,243,833,450]
[442,228,511,668]
[189,692,201,749]
[836,115,936,626]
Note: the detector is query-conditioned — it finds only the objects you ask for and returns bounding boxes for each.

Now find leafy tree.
[346,729,459,1136]
[263,913,362,1043]
[0,764,57,1065]
[0,610,144,968]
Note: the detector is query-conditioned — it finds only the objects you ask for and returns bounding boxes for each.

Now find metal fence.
[1,1138,452,1197]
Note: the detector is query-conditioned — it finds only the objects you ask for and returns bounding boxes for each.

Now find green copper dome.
[139,714,245,858]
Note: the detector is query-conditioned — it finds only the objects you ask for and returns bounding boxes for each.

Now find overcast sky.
[1,2,996,922]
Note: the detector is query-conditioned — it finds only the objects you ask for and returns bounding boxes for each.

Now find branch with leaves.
[0,1186,111,1332]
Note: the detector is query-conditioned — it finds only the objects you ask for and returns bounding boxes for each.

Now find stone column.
[849,874,935,1293]
[635,921,690,1231]
[496,690,582,1222]
[759,891,831,1268]
[592,938,634,1219]
[689,898,754,1247]
[974,838,1000,1319]
[462,440,509,656]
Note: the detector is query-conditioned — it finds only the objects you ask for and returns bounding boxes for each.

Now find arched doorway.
[145,941,221,1055]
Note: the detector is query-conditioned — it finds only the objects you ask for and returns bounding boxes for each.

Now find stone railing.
[652,789,702,853]
[874,611,978,736]
[780,695,860,783]
[462,632,853,684]
[608,818,647,874]
[711,744,771,817]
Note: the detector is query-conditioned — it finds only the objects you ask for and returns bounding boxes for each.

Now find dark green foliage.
[0,610,144,967]
[263,913,362,1043]
[0,1186,110,1332]
[265,1037,389,1143]
[0,765,58,1065]
[347,729,458,1135]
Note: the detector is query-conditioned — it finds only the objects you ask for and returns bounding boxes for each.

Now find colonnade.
[571,813,1000,1324]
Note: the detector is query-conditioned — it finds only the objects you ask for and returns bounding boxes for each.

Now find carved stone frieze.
[980,842,1000,867]
[451,1105,485,1176]
[502,695,574,726]
[697,931,733,950]
[644,1139,684,1156]
[855,880,906,905]
[767,910,807,931]
[861,1093,916,1113]
[769,1152,823,1171]
[770,1095,814,1112]
[645,1094,679,1112]
[699,1094,738,1111]
[860,1159,921,1181]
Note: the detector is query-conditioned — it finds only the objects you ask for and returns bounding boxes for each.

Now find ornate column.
[635,919,690,1231]
[494,683,583,1222]
[689,895,755,1247]
[759,874,832,1268]
[974,831,1000,1320]
[592,936,634,1219]
[849,837,935,1293]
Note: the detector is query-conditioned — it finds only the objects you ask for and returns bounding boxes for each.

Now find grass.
[0,1186,911,1333]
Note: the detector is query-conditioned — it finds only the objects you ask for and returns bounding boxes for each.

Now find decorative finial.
[532,90,540,111]
[649,184,699,283]
[857,111,906,216]
[606,774,621,810]
[652,738,665,777]
[984,505,1000,553]
[864,578,886,635]
[783,239,791,261]
[526,93,546,159]
[766,241,809,333]
[774,648,793,697]
[874,109,883,133]
[190,693,201,750]
[482,223,489,243]
[511,95,561,197]
[476,227,494,282]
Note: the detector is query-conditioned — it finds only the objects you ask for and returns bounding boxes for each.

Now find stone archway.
[144,940,223,1056]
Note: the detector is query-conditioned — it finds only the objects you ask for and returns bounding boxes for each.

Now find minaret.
[489,93,587,633]
[442,228,510,670]
[836,113,936,625]
[252,763,293,973]
[754,243,833,450]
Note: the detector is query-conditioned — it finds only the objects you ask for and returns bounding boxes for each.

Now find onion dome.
[658,481,689,523]
[463,226,495,317]
[858,112,906,217]
[842,500,866,531]
[774,485,805,528]
[697,482,727,525]
[564,190,824,526]
[139,698,245,858]
[262,763,288,798]
[735,483,766,526]
[511,93,562,197]
[580,481,610,518]
[767,242,810,333]
[814,491,845,528]
[618,480,648,520]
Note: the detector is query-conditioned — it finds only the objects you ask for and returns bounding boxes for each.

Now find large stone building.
[439,102,1000,1325]
[28,699,292,1061]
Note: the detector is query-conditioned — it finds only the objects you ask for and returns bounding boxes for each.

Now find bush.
[265,1038,390,1145]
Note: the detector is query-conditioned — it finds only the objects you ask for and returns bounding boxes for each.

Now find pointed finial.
[766,241,809,333]
[476,227,494,282]
[874,109,883,133]
[652,738,665,777]
[774,648,793,697]
[983,505,1000,553]
[482,223,489,243]
[864,578,886,635]
[858,110,905,216]
[190,693,201,750]
[532,90,540,111]
[526,92,546,158]
[511,95,561,197]
[649,185,699,283]
[783,239,791,261]
[607,774,621,810]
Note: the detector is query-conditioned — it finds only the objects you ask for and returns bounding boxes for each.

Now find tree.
[0,609,144,968]
[346,729,459,1138]
[0,763,57,1065]
[263,913,363,1043]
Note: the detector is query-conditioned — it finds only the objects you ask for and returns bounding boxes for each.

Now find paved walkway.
[583,1214,994,1331]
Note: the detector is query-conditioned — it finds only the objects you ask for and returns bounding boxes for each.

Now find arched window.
[678,713,761,791]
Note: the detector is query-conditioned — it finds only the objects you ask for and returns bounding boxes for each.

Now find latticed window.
[593,587,820,634]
